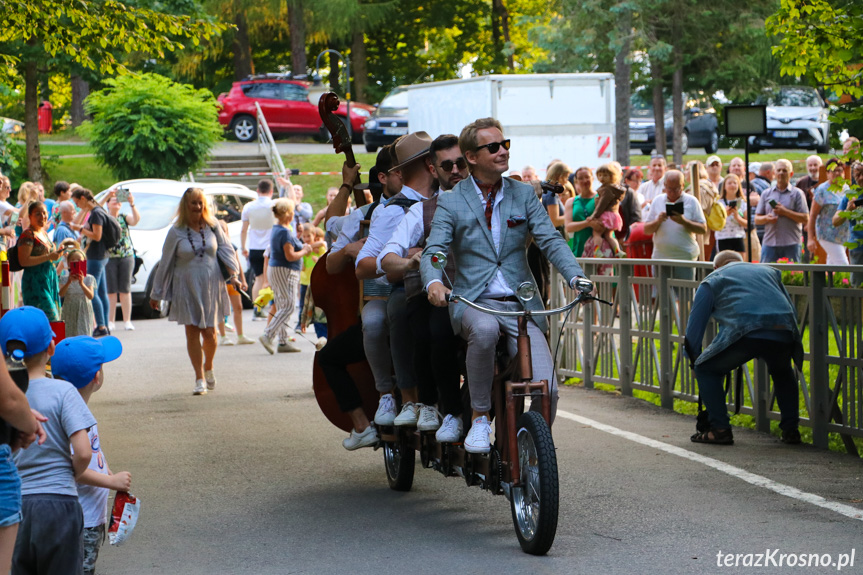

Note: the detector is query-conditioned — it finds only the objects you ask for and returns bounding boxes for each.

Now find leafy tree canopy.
[81,73,224,180]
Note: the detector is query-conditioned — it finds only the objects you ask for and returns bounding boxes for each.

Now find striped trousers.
[264,266,300,344]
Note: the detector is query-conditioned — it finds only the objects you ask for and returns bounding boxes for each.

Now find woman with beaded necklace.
[150,188,241,395]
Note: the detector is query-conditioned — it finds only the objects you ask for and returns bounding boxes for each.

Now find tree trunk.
[328,50,340,92]
[24,56,42,182]
[70,75,89,128]
[288,0,307,75]
[490,0,514,70]
[671,57,684,168]
[351,32,367,103]
[232,11,254,80]
[614,13,632,167]
[651,59,666,158]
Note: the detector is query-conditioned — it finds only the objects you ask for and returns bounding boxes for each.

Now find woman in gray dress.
[150,188,241,396]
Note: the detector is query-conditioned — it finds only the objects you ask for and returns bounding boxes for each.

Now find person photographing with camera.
[753,159,809,263]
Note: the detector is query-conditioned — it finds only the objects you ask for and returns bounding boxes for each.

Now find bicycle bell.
[516,282,536,303]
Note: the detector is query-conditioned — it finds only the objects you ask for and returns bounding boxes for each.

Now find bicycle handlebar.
[446,289,612,318]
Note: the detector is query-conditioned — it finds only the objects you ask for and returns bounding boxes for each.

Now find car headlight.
[364,119,377,130]
[352,108,371,118]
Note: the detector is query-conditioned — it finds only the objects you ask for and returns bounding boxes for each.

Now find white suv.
[750,86,831,153]
[96,179,257,318]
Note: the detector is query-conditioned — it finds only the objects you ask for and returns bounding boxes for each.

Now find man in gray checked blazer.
[421,117,589,454]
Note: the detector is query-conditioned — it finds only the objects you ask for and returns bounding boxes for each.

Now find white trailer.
[406,73,615,176]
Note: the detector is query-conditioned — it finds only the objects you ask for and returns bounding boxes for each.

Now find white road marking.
[556,410,863,522]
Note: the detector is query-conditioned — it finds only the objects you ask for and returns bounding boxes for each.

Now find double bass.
[310,93,379,432]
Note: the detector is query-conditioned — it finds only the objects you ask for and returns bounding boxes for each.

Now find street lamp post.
[315,49,351,141]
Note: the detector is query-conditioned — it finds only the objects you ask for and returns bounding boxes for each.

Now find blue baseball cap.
[0,306,54,357]
[52,335,123,389]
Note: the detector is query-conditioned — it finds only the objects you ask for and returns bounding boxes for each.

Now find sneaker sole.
[343,438,378,451]
[394,419,418,427]
[418,423,441,431]
[464,444,490,454]
[374,416,396,426]
[193,390,207,396]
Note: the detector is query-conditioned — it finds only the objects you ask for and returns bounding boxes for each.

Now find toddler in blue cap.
[52,335,132,575]
[0,307,97,573]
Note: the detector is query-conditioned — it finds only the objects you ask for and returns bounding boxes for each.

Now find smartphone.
[728,200,737,209]
[769,199,778,209]
[70,260,86,277]
[115,187,130,203]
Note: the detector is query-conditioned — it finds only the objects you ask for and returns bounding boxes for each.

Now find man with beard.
[378,134,469,441]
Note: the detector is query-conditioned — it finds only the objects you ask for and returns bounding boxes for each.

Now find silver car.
[749,86,830,153]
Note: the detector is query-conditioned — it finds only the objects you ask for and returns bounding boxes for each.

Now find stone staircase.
[193,153,272,189]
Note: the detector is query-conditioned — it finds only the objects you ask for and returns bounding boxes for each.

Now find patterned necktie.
[478,180,502,230]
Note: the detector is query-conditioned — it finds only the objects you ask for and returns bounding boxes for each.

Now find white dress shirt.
[473,177,515,298]
[637,177,665,206]
[376,200,425,273]
[355,185,428,268]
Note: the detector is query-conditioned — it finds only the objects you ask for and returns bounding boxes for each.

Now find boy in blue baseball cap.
[0,307,97,573]
[52,335,132,575]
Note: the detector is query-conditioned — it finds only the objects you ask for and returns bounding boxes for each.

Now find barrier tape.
[201,171,365,177]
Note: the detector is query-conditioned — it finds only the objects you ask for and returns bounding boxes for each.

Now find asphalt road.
[91,313,862,574]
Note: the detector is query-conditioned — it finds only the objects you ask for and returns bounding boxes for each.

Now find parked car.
[95,179,258,318]
[362,87,409,153]
[749,86,830,153]
[1,117,23,135]
[217,74,374,143]
[629,93,719,155]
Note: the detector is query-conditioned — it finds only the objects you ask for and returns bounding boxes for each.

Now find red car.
[217,76,374,143]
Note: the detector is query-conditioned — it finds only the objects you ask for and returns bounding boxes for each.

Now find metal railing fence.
[550,258,863,454]
[255,102,286,178]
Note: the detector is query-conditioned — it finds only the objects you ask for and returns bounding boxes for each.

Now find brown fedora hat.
[389,131,432,172]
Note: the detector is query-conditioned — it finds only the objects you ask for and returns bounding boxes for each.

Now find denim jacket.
[696,262,802,366]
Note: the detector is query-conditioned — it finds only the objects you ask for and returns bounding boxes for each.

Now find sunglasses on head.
[475,139,511,154]
[439,157,467,172]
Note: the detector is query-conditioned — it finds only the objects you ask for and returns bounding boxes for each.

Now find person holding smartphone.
[754,159,809,263]
[103,189,140,331]
[833,162,863,286]
[714,174,749,259]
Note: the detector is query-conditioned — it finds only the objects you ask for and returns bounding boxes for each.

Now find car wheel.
[640,148,652,156]
[705,130,719,153]
[365,144,378,153]
[231,115,257,143]
[680,130,689,155]
[316,125,330,143]
[817,143,831,154]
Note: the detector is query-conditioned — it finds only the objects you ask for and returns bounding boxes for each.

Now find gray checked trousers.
[461,298,559,421]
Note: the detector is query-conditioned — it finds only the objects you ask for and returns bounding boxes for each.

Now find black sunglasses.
[439,157,467,172]
[475,139,511,154]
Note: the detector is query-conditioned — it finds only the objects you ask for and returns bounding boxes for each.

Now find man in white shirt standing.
[241,179,276,314]
[637,155,667,209]
[643,170,708,281]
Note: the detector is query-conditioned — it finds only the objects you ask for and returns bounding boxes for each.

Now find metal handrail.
[550,258,863,454]
[255,102,286,179]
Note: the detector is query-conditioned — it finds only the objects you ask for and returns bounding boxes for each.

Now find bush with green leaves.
[0,131,27,188]
[81,74,222,181]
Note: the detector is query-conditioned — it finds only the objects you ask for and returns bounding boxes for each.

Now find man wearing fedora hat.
[421,117,588,454]
[378,134,470,440]
[355,131,438,429]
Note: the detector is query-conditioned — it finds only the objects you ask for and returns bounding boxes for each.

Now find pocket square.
[507,216,526,227]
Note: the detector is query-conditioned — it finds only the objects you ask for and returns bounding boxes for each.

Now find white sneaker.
[342,425,378,451]
[315,337,327,351]
[124,321,135,331]
[435,414,464,443]
[259,334,275,355]
[393,402,419,427]
[205,370,216,391]
[374,394,397,426]
[464,416,492,453]
[417,404,442,431]
[277,341,301,353]
[193,379,207,395]
[236,334,255,345]
[220,336,235,346]
[108,322,116,332]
